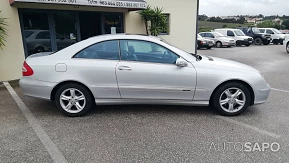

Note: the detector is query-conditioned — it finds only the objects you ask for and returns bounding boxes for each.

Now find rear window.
[24,31,34,38]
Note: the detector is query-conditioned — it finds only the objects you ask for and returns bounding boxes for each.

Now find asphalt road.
[1,44,289,163]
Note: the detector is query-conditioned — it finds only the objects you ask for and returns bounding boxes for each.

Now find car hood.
[198,55,259,73]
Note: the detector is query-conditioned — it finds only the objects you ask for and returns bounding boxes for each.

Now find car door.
[116,39,197,100]
[72,40,121,99]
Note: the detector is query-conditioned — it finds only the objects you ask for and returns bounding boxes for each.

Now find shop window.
[160,14,170,35]
[22,12,52,56]
[103,14,124,34]
[53,12,78,51]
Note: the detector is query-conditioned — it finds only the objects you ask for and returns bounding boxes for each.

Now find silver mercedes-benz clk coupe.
[20,34,271,117]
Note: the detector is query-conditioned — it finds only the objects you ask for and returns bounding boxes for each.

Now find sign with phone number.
[11,0,146,9]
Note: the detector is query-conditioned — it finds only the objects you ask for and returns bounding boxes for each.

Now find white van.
[259,28,286,45]
[214,29,254,46]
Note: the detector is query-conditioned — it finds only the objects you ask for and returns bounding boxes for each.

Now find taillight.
[22,61,34,76]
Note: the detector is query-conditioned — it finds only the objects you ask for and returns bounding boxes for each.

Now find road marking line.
[271,88,289,93]
[215,115,281,139]
[3,82,68,163]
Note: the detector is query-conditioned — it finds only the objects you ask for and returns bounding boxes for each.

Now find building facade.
[0,0,198,81]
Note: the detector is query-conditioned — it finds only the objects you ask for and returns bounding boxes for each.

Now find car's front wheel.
[55,83,93,117]
[211,83,251,116]
[287,43,289,53]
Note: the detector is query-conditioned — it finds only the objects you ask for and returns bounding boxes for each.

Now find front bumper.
[19,77,56,100]
[272,38,284,44]
[253,83,271,105]
[222,42,236,46]
[237,40,252,45]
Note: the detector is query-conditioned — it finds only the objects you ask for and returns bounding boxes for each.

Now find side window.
[36,31,50,39]
[74,40,119,60]
[227,30,235,36]
[259,29,265,33]
[119,40,179,64]
[266,29,274,34]
[206,33,214,38]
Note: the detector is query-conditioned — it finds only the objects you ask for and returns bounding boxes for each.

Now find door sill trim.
[95,99,209,106]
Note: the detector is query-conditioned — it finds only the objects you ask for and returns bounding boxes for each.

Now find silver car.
[199,32,236,48]
[20,34,271,117]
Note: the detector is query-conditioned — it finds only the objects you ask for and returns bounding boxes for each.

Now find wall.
[125,0,198,53]
[0,0,25,81]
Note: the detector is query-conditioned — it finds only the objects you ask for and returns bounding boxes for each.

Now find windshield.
[272,28,282,34]
[252,28,261,34]
[234,30,245,36]
[213,32,225,37]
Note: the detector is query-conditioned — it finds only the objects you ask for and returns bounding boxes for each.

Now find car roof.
[88,34,162,42]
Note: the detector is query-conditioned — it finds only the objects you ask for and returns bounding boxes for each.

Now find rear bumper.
[253,83,271,105]
[222,42,236,46]
[19,77,56,100]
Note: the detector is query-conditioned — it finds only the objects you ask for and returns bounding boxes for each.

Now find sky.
[199,0,288,16]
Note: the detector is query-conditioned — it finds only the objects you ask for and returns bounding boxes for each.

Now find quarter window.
[119,40,179,64]
[74,40,120,60]
[259,29,265,33]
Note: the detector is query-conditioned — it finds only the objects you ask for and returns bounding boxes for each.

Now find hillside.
[198,21,254,32]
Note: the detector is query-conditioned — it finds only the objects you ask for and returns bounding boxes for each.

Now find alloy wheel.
[59,88,86,114]
[219,88,246,113]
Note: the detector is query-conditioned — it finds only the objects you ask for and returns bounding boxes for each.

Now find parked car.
[197,34,215,49]
[279,30,289,34]
[24,30,76,56]
[214,29,253,46]
[20,34,271,117]
[237,27,271,45]
[199,32,235,48]
[284,34,289,53]
[259,28,286,45]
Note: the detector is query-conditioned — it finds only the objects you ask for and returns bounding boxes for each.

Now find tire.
[207,47,212,49]
[211,82,251,116]
[245,44,250,47]
[55,83,93,117]
[216,41,222,48]
[287,43,289,53]
[254,38,262,45]
[263,40,270,45]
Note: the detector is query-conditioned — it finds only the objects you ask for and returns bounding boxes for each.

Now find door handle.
[118,66,132,71]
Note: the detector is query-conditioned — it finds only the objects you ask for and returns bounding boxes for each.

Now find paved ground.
[1,44,289,163]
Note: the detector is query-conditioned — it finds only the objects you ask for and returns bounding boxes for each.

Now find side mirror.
[176,58,188,67]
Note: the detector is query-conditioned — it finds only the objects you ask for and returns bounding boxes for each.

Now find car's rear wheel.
[212,83,251,116]
[55,83,93,117]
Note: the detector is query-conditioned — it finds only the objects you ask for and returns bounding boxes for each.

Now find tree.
[198,14,208,21]
[258,14,264,18]
[138,6,168,36]
[282,19,289,29]
[257,21,281,29]
[0,10,8,50]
